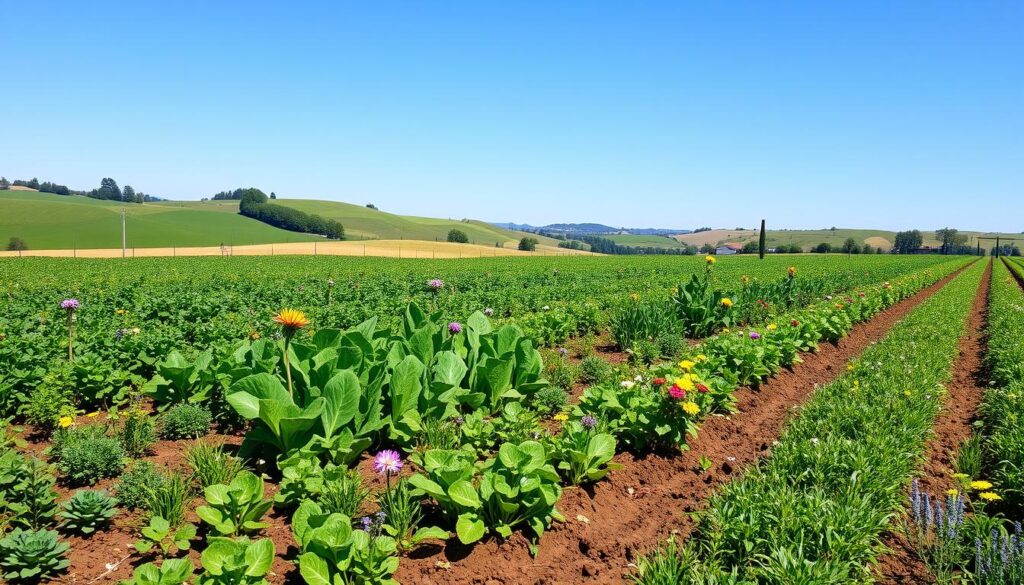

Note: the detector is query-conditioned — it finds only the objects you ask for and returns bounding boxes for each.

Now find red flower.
[790,319,800,327]
[696,383,710,394]
[653,377,666,386]
[668,385,686,400]
[858,292,865,298]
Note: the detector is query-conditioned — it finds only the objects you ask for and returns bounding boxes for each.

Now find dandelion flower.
[705,255,716,265]
[373,450,403,475]
[720,298,733,308]
[273,308,310,332]
[767,323,777,331]
[979,491,1002,502]
[681,402,700,416]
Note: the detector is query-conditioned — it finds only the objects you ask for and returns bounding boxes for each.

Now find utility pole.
[121,209,127,258]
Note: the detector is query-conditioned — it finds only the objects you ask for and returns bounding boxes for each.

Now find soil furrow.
[397,265,972,585]
[875,259,991,583]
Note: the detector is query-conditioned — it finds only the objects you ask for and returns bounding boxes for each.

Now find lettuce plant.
[291,500,399,585]
[122,558,194,585]
[133,516,196,556]
[196,471,273,536]
[198,537,274,585]
[548,421,619,485]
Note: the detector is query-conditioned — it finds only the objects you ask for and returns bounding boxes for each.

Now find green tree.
[518,237,538,252]
[935,227,967,255]
[6,237,28,251]
[841,237,860,254]
[893,230,923,254]
[0,176,9,190]
[447,229,469,243]
[699,243,716,255]
[741,241,759,254]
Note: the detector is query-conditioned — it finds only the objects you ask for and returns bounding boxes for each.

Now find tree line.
[237,188,344,239]
[0,176,160,203]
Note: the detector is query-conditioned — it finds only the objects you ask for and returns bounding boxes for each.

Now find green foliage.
[548,421,619,485]
[579,356,612,384]
[447,229,469,243]
[198,537,275,585]
[145,471,193,527]
[317,467,370,518]
[159,404,212,440]
[195,471,273,536]
[115,461,165,510]
[518,237,538,251]
[609,301,678,350]
[22,364,76,434]
[292,501,400,585]
[185,442,245,489]
[671,267,734,338]
[0,455,59,530]
[120,558,194,585]
[533,386,569,416]
[52,425,125,486]
[59,490,118,535]
[133,516,196,556]
[118,406,156,458]
[379,478,448,553]
[0,528,70,583]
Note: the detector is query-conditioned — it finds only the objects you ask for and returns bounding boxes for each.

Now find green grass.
[0,192,319,249]
[603,234,689,248]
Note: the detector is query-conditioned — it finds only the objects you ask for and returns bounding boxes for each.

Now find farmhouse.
[715,243,744,255]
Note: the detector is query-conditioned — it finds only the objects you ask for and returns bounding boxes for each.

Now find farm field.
[671,227,1024,252]
[5,253,1024,584]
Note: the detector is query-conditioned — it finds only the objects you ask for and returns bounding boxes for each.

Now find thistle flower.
[581,416,597,429]
[427,278,444,290]
[483,307,494,316]
[60,298,80,311]
[373,450,403,475]
[448,322,463,334]
[749,331,761,340]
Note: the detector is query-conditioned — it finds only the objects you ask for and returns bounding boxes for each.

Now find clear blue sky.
[2,1,1021,232]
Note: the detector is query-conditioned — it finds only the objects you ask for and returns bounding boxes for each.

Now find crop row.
[635,260,985,583]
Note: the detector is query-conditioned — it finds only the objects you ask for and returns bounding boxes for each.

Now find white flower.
[542,305,550,311]
[634,374,643,382]
[810,438,820,445]
[620,380,635,389]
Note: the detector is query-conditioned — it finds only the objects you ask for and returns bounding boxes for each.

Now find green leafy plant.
[118,406,156,458]
[115,461,165,510]
[196,471,273,536]
[198,537,274,585]
[52,425,126,486]
[120,558,194,585]
[610,301,678,350]
[671,262,734,337]
[1,455,59,529]
[185,442,245,489]
[59,490,118,535]
[291,500,400,585]
[133,516,197,556]
[23,366,76,435]
[378,477,448,553]
[579,356,612,384]
[533,386,569,416]
[317,467,370,518]
[549,421,619,485]
[159,404,212,440]
[0,528,70,583]
[145,470,193,527]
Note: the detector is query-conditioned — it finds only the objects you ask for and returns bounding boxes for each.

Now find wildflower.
[790,319,800,327]
[858,292,865,298]
[883,282,892,289]
[273,308,310,332]
[58,416,74,428]
[427,279,444,290]
[721,327,730,334]
[705,255,716,265]
[696,383,709,394]
[581,416,597,429]
[749,331,761,340]
[249,331,261,340]
[720,298,733,308]
[553,413,569,422]
[681,402,700,416]
[787,266,796,277]
[558,347,568,357]
[542,305,550,311]
[947,489,960,496]
[373,450,403,475]
[620,380,635,389]
[60,299,80,311]
[483,307,494,316]
[454,416,464,425]
[970,480,994,491]
[678,360,695,371]
[695,354,707,362]
[847,364,854,371]
[360,516,373,530]
[675,375,695,392]
[448,322,463,334]
[980,492,1002,502]
[115,308,127,316]
[652,377,666,386]
[767,323,777,331]
[668,385,686,400]
[630,293,640,302]
[130,327,140,335]
[741,275,750,285]
[86,412,100,418]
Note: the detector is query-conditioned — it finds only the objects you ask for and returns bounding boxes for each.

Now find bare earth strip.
[0,240,593,259]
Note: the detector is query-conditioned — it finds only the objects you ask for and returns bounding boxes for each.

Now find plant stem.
[283,335,294,399]
[67,314,74,363]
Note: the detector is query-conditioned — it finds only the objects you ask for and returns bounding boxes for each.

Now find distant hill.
[491,222,691,237]
[673,228,1023,251]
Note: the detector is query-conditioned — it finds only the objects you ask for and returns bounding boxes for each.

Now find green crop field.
[0,191,320,249]
[603,234,690,248]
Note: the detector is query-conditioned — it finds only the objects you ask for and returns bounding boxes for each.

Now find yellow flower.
[766,323,777,331]
[553,413,569,422]
[846,364,855,372]
[86,412,100,418]
[741,275,750,285]
[274,308,310,332]
[681,401,700,416]
[115,308,127,315]
[695,354,707,363]
[705,255,716,265]
[946,489,959,496]
[979,492,1002,502]
[903,390,912,397]
[629,293,641,302]
[787,266,797,277]
[675,375,695,392]
[720,298,733,308]
[678,360,696,372]
[970,480,993,491]
[721,328,730,334]
[58,416,74,428]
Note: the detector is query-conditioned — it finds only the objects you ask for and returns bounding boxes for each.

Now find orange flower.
[274,309,310,332]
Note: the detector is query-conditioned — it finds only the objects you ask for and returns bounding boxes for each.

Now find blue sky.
[2,1,1021,231]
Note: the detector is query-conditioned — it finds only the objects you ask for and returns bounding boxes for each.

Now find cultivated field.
[1,253,1022,584]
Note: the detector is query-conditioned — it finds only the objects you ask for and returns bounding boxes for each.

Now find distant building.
[912,246,939,254]
[715,243,744,255]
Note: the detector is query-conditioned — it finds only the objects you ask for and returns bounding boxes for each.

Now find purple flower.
[373,450,403,475]
[60,299,80,311]
[581,415,597,429]
[558,347,568,357]
[749,331,761,340]
[360,516,373,530]
[427,279,444,290]
[448,322,463,334]
[455,416,464,425]
[483,307,494,317]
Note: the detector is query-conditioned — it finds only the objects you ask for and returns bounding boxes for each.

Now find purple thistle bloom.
[60,299,80,311]
[373,450,403,475]
[448,322,463,334]
[581,415,597,429]
[483,307,494,317]
[427,278,444,290]
[749,331,761,340]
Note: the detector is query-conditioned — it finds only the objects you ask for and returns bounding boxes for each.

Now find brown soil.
[875,260,991,583]
[394,266,969,584]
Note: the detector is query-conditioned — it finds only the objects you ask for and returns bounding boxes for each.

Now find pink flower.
[668,385,686,400]
[373,450,403,475]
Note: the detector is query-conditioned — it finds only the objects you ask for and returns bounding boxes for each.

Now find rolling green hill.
[604,234,690,248]
[0,191,320,249]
